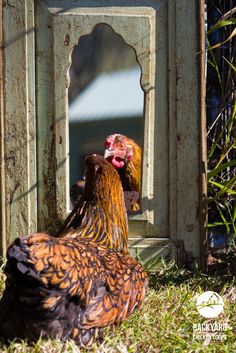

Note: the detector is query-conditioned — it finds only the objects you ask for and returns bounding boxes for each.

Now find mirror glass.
[69,24,144,212]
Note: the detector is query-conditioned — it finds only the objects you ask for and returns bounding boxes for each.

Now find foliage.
[206,3,236,242]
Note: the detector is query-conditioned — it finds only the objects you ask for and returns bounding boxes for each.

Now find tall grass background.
[206,0,236,246]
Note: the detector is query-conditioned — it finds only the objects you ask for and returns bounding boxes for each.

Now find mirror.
[68,24,144,212]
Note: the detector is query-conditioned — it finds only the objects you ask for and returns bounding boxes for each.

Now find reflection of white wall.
[69,66,144,121]
[69,66,144,185]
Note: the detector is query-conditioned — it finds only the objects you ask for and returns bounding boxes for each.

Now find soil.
[207,245,236,276]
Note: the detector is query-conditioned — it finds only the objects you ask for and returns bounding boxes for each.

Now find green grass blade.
[216,205,231,233]
[223,56,236,73]
[207,222,231,227]
[208,179,235,192]
[208,28,236,50]
[207,119,228,161]
[207,38,223,91]
[208,176,236,199]
[233,201,236,222]
[215,143,235,168]
[208,159,236,180]
[207,19,236,35]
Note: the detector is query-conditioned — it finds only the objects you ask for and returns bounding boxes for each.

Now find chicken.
[60,154,128,254]
[104,134,142,211]
[0,155,148,347]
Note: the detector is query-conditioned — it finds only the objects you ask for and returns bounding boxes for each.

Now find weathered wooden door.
[0,0,207,268]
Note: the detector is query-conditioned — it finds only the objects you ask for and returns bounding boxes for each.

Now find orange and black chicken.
[0,155,148,347]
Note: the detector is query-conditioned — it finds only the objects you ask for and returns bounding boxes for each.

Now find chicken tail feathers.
[5,236,42,285]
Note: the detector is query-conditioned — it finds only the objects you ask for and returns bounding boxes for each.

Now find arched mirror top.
[53,9,155,92]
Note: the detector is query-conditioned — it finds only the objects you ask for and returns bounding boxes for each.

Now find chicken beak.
[104,149,114,159]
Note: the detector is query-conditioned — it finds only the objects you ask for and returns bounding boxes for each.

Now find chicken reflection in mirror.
[104,133,142,211]
[69,23,144,213]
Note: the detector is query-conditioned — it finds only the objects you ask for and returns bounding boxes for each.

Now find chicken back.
[0,233,148,346]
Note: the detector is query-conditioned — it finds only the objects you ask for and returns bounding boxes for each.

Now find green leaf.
[207,59,217,69]
[233,97,236,119]
[207,222,231,227]
[207,19,236,35]
[223,56,236,73]
[208,177,236,199]
[208,159,236,180]
[233,202,236,222]
[208,179,235,193]
[221,175,236,188]
[216,205,231,233]
[215,144,235,168]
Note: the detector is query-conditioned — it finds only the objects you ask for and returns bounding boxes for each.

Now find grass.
[0,261,235,353]
[206,4,236,238]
